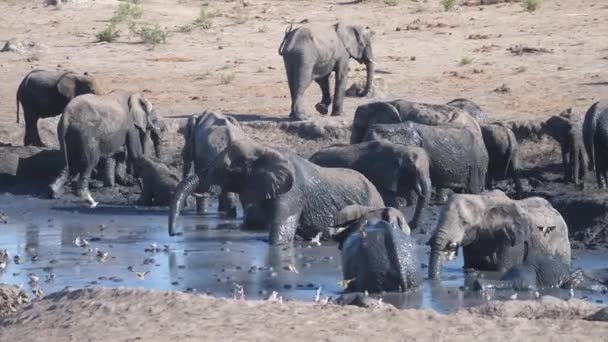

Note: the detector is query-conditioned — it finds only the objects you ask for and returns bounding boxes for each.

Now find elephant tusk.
[369,59,378,65]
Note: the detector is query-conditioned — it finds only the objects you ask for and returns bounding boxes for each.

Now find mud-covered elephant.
[16,69,103,146]
[582,101,608,188]
[351,99,481,144]
[278,22,375,120]
[181,111,244,217]
[446,98,487,124]
[474,255,607,292]
[481,123,524,197]
[331,205,422,293]
[309,140,431,229]
[544,108,587,187]
[365,122,488,195]
[133,156,179,207]
[169,140,385,244]
[50,90,162,207]
[428,190,571,280]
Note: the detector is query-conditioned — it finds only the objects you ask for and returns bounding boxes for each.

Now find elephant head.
[428,191,530,280]
[542,109,573,143]
[331,205,409,248]
[128,93,163,159]
[336,24,375,97]
[395,146,431,229]
[351,101,401,143]
[168,140,294,237]
[57,72,103,100]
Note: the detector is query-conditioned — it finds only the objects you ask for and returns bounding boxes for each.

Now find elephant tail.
[503,124,516,179]
[57,113,70,171]
[278,24,293,56]
[15,80,23,124]
[168,174,200,236]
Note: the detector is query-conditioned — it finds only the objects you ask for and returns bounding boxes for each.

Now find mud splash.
[0,194,606,314]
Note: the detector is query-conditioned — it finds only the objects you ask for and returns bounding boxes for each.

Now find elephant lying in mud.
[169,140,385,244]
[474,255,608,292]
[365,122,488,195]
[481,123,524,197]
[279,22,375,120]
[582,101,608,188]
[331,205,422,293]
[134,156,179,207]
[181,111,244,217]
[16,69,103,146]
[544,108,587,187]
[446,98,488,123]
[50,90,162,208]
[351,99,481,143]
[309,140,431,229]
[428,190,571,280]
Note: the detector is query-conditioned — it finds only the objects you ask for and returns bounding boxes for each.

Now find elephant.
[582,101,608,188]
[49,90,162,208]
[351,99,481,144]
[481,123,524,197]
[445,98,487,123]
[181,111,244,217]
[309,140,431,229]
[364,122,488,196]
[428,190,571,280]
[278,22,375,121]
[133,156,179,207]
[16,69,103,146]
[168,140,385,244]
[474,255,608,292]
[330,205,422,293]
[543,108,587,187]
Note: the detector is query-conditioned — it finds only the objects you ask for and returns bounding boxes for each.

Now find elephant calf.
[16,69,103,146]
[331,205,422,293]
[169,140,385,244]
[134,156,179,207]
[544,108,587,187]
[481,123,524,197]
[309,140,431,229]
[365,122,488,196]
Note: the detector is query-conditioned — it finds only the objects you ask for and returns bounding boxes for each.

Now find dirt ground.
[1,0,608,340]
[0,286,607,342]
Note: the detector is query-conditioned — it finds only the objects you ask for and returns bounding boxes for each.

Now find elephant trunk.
[410,174,431,230]
[151,129,162,159]
[429,244,443,280]
[168,174,200,236]
[357,59,375,97]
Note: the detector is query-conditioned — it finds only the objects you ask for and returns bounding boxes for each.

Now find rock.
[585,307,608,322]
[336,292,392,309]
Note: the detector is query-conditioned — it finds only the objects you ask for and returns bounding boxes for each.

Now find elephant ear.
[382,207,410,235]
[57,72,77,99]
[225,115,242,129]
[128,94,156,132]
[336,23,365,60]
[486,202,530,247]
[246,148,294,201]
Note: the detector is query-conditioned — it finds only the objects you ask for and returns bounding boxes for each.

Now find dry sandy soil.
[1,0,608,340]
[1,286,607,342]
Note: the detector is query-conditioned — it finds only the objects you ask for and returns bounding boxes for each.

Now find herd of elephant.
[11,22,608,296]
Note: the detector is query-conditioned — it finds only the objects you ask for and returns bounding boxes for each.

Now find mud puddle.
[0,193,606,314]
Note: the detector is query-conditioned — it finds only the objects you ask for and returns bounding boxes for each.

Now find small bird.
[0,249,8,270]
[136,271,150,280]
[74,236,89,248]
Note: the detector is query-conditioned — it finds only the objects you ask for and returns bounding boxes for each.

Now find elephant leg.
[512,170,524,198]
[77,144,100,208]
[561,148,572,183]
[49,166,77,199]
[314,75,332,115]
[596,155,607,189]
[286,59,312,121]
[136,183,153,206]
[104,157,116,187]
[24,110,44,147]
[218,191,238,218]
[195,195,208,215]
[243,204,265,230]
[331,65,348,116]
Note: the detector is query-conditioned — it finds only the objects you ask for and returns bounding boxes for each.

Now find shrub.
[193,8,213,29]
[523,0,540,12]
[220,72,235,85]
[460,56,473,65]
[441,0,456,11]
[111,2,143,24]
[384,0,399,6]
[96,24,120,42]
[136,24,168,46]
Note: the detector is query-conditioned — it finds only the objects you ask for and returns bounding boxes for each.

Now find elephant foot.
[315,103,329,115]
[82,193,99,208]
[49,186,63,199]
[330,110,343,117]
[289,111,308,121]
[223,207,238,219]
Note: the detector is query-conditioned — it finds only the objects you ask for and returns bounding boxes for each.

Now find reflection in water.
[0,195,607,314]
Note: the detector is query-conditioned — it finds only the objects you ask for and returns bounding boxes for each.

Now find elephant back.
[352,101,402,143]
[389,99,481,134]
[445,98,487,124]
[583,101,608,170]
[519,197,571,266]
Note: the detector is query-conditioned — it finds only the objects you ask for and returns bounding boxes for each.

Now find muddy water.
[0,193,606,314]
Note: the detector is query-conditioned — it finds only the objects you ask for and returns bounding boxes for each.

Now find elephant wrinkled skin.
[544,108,587,187]
[582,101,608,188]
[481,123,524,197]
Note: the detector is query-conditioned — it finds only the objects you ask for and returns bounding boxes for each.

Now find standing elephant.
[181,111,244,217]
[582,101,608,188]
[544,109,587,187]
[309,140,431,229]
[481,123,524,197]
[445,98,487,123]
[16,69,103,146]
[428,190,571,280]
[169,140,385,244]
[278,22,375,120]
[351,99,481,144]
[49,90,162,207]
[331,205,422,293]
[365,122,488,195]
